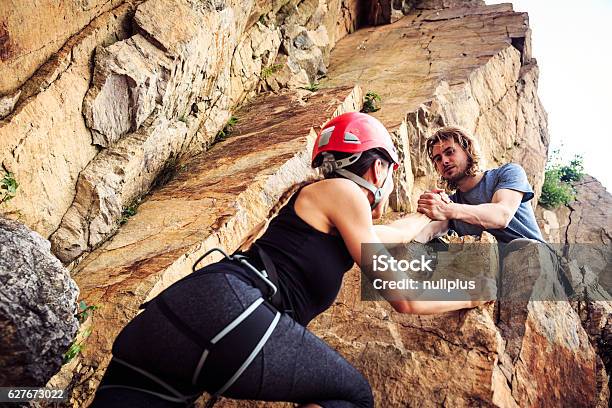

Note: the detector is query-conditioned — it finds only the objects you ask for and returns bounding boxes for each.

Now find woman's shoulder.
[300,178,370,217]
[302,178,362,196]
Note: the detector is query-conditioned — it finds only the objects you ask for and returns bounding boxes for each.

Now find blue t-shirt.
[448,163,545,243]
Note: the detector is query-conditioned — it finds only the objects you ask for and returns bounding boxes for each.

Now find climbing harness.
[101,246,284,407]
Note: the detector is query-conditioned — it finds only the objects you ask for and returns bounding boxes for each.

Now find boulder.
[0,217,79,386]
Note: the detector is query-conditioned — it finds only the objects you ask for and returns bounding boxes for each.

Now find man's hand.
[429,188,452,204]
[417,189,453,220]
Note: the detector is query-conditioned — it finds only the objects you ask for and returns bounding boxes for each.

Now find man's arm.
[417,188,523,229]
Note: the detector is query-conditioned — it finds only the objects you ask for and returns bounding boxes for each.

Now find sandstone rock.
[0,0,126,96]
[83,35,173,147]
[134,0,237,120]
[294,30,315,50]
[388,120,415,211]
[419,0,485,10]
[368,0,488,25]
[536,206,561,242]
[536,176,611,291]
[323,4,547,209]
[83,0,233,147]
[230,21,282,106]
[304,236,601,407]
[50,116,188,264]
[1,0,362,243]
[0,217,79,386]
[535,175,612,406]
[497,242,604,406]
[0,89,20,119]
[51,86,361,406]
[326,0,363,47]
[562,176,611,290]
[0,4,134,238]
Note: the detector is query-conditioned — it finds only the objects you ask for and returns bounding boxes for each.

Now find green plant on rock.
[559,155,584,183]
[261,63,283,80]
[301,82,320,92]
[539,153,584,209]
[258,13,268,26]
[0,171,18,204]
[119,203,139,225]
[215,116,239,143]
[63,300,99,365]
[361,91,381,113]
[63,327,92,365]
[76,300,99,324]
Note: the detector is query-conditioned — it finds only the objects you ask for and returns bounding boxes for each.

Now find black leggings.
[90,263,373,408]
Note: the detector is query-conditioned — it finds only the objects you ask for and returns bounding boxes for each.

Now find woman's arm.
[372,213,432,243]
[326,182,481,315]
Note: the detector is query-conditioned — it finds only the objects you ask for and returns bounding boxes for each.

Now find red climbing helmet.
[312,111,399,169]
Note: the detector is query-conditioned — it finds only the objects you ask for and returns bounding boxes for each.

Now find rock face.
[2,0,608,406]
[535,175,612,404]
[0,0,127,97]
[323,2,548,210]
[302,236,602,407]
[48,86,361,405]
[537,176,612,288]
[2,0,363,264]
[0,218,79,386]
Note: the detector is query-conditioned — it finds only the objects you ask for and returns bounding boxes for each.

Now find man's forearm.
[447,202,510,229]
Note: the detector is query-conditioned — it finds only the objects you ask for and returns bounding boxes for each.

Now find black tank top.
[242,183,354,326]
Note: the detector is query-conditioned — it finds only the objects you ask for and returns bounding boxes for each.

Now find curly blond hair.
[426,126,481,190]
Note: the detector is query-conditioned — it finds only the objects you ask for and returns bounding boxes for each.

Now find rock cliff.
[535,175,612,405]
[0,0,609,407]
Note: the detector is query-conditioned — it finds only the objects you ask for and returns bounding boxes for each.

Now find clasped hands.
[417,188,453,220]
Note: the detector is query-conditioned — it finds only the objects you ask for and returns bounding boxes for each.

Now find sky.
[486,0,612,192]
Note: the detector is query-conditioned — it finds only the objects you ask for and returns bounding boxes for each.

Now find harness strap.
[192,299,278,393]
[215,310,280,396]
[190,297,265,385]
[98,358,200,404]
[251,243,284,310]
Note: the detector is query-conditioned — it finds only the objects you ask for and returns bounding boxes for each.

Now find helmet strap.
[335,168,390,210]
[324,152,393,210]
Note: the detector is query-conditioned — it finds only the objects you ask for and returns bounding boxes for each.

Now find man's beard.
[445,170,466,183]
[442,167,468,190]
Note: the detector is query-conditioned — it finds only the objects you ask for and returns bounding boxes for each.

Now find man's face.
[431,138,469,182]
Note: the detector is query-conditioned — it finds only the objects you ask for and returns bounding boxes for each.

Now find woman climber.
[90,112,489,408]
